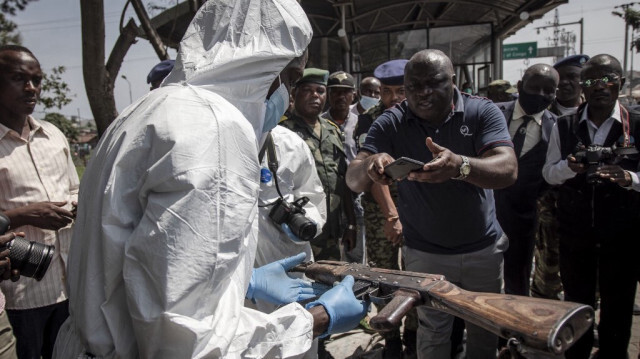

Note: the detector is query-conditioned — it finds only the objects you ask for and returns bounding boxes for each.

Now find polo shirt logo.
[460,125,472,137]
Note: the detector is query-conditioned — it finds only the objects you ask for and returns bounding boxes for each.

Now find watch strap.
[453,155,470,180]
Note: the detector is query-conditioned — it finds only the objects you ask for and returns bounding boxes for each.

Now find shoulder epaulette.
[278,114,289,123]
[326,119,341,132]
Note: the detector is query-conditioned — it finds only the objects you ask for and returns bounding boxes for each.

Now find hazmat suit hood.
[163,0,312,138]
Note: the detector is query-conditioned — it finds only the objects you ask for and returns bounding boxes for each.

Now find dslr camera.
[0,213,54,281]
[269,197,317,242]
[573,142,638,185]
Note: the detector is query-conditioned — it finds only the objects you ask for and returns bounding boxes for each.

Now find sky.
[9,0,638,121]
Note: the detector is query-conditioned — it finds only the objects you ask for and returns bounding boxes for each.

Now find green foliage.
[43,112,79,142]
[39,66,73,110]
[0,13,19,45]
[625,8,640,31]
[0,0,37,15]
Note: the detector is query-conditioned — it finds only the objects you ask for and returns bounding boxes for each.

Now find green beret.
[297,68,329,86]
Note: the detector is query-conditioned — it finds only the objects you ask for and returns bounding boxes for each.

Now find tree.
[39,66,73,110]
[43,112,79,142]
[0,0,74,112]
[0,0,37,15]
[0,13,19,44]
[81,0,175,137]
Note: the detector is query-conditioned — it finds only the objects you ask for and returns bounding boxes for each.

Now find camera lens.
[288,213,317,241]
[8,236,54,281]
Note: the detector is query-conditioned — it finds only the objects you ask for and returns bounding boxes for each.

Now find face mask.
[518,91,553,115]
[359,95,379,111]
[263,76,289,133]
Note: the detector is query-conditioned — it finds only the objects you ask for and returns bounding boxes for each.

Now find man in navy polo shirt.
[347,49,517,359]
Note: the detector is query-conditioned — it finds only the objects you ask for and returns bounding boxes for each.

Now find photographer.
[0,45,78,359]
[0,230,21,359]
[542,54,640,359]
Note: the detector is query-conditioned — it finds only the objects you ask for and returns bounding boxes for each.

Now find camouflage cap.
[327,71,355,88]
[297,68,329,86]
[488,79,517,94]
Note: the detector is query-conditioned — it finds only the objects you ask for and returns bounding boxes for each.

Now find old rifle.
[291,260,593,356]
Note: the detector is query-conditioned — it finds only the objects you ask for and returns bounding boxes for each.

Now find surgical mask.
[518,91,553,115]
[263,76,289,133]
[359,95,379,111]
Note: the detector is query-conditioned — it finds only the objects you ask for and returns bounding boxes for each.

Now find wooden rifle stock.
[291,261,593,356]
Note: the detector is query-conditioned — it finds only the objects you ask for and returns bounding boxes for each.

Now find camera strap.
[258,132,284,199]
[620,104,631,148]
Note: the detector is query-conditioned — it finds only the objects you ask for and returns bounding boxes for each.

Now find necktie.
[512,115,534,158]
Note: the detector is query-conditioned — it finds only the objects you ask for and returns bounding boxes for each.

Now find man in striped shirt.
[0,45,78,359]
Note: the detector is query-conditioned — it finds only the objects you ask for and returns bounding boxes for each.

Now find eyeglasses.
[580,75,620,88]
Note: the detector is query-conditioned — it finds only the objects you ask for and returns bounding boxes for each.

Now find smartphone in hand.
[383,157,425,180]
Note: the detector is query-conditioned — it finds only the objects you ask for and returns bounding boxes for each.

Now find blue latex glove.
[247,252,322,305]
[305,275,369,338]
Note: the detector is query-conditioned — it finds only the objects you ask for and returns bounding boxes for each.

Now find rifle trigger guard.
[369,292,395,306]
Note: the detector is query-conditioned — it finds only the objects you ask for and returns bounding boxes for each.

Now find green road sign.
[503,42,537,60]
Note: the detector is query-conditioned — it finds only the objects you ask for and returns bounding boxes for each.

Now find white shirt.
[349,103,361,117]
[54,0,315,358]
[554,102,578,117]
[509,101,543,157]
[0,116,79,310]
[543,101,640,191]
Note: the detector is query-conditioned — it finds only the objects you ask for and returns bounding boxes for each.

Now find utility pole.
[613,3,639,78]
[534,10,583,57]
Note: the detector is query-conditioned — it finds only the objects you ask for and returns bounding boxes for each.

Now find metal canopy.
[145,0,566,50]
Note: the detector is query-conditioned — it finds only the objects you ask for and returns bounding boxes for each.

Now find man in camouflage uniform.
[531,54,588,300]
[280,68,357,262]
[321,71,365,264]
[353,59,417,358]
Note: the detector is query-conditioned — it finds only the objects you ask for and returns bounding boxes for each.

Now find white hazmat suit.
[53,0,315,358]
[252,125,326,311]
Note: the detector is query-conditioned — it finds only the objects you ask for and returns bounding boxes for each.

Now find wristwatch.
[453,155,471,180]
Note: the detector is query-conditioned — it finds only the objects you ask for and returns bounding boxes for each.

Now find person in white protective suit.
[253,125,326,276]
[52,0,368,358]
[249,125,327,358]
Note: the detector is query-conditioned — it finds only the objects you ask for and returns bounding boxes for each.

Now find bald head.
[360,76,381,99]
[406,49,454,79]
[583,54,623,77]
[361,77,380,90]
[404,49,456,122]
[522,63,559,86]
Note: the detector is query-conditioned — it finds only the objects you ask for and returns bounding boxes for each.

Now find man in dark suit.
[494,64,559,297]
[531,54,589,301]
[543,54,640,359]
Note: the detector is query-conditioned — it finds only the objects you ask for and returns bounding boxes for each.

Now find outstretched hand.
[247,252,321,305]
[407,137,461,183]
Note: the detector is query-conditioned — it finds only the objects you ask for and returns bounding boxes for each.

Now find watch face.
[462,165,471,175]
